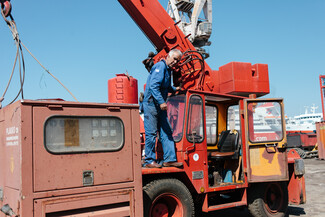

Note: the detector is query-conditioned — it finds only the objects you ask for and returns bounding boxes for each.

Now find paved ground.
[291,158,325,217]
[201,158,325,217]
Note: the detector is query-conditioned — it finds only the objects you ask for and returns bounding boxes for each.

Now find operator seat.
[209,130,240,159]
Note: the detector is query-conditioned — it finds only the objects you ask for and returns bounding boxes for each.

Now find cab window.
[206,105,217,145]
[167,95,186,142]
[247,101,283,142]
[186,95,204,142]
[227,105,240,131]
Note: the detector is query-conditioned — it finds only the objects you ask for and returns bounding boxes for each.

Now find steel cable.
[177,50,206,90]
[0,8,78,108]
[19,41,78,102]
[0,40,19,105]
[8,42,26,105]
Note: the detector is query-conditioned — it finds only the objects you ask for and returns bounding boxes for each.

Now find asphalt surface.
[201,158,325,217]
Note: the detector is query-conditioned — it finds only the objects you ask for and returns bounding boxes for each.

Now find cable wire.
[20,41,78,102]
[0,7,78,108]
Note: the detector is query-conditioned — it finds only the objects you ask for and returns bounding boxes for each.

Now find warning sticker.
[6,127,19,146]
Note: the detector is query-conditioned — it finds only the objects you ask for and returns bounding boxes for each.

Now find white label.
[6,127,19,146]
[193,153,199,161]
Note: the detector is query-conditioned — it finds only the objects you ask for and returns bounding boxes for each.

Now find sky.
[0,0,324,117]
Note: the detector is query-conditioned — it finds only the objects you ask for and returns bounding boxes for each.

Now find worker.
[143,49,183,168]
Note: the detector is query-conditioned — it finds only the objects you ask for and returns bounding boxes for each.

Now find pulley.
[0,0,11,17]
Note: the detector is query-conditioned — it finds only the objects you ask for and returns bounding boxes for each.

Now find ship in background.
[286,105,323,133]
[227,104,321,157]
[285,105,322,158]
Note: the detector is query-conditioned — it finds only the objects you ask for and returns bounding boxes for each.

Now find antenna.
[311,104,318,114]
[304,106,309,114]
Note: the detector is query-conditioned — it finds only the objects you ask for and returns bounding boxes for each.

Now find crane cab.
[141,90,298,215]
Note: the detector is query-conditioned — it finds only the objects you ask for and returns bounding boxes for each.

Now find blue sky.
[0,0,324,117]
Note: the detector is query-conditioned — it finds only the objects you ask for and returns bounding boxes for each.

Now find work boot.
[145,161,162,168]
[163,161,183,168]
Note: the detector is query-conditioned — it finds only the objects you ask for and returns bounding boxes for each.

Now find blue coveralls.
[143,59,177,165]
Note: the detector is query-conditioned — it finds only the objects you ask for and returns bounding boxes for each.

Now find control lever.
[184,131,202,161]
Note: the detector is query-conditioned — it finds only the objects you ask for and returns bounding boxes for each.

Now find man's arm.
[150,62,165,105]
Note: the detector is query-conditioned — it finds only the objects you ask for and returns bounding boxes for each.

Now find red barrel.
[108,74,138,104]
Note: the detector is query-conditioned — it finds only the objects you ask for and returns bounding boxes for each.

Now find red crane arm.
[118,0,270,97]
[118,0,195,54]
[118,0,215,91]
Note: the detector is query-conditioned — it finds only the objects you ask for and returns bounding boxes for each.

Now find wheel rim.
[150,193,183,217]
[264,183,284,214]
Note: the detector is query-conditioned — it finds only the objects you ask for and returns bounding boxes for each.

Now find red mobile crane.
[117,0,306,216]
[119,0,305,216]
[0,0,305,217]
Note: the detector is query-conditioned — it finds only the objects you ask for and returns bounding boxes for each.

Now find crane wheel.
[143,178,194,217]
[248,182,288,217]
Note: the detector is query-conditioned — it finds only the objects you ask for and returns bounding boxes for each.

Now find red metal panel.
[219,62,269,97]
[319,75,325,118]
[318,76,325,159]
[33,106,134,192]
[130,107,144,216]
[20,103,35,217]
[316,122,325,159]
[34,190,133,217]
[0,102,21,191]
[0,101,23,216]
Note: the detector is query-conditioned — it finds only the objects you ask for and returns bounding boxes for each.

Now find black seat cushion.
[209,130,239,159]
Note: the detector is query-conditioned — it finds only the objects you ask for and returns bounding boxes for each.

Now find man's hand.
[160,102,168,111]
[176,86,181,91]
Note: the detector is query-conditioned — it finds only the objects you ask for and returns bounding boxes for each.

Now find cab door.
[244,98,288,183]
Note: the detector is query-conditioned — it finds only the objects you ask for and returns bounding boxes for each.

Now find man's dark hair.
[142,52,155,72]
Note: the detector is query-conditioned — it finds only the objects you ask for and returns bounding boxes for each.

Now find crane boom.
[118,0,270,97]
[167,0,212,58]
[118,0,214,90]
[118,0,197,56]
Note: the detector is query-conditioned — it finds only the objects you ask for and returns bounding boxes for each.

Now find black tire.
[293,148,306,159]
[248,182,288,217]
[143,178,194,217]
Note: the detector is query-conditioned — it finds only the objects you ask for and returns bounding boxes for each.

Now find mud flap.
[287,149,306,205]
